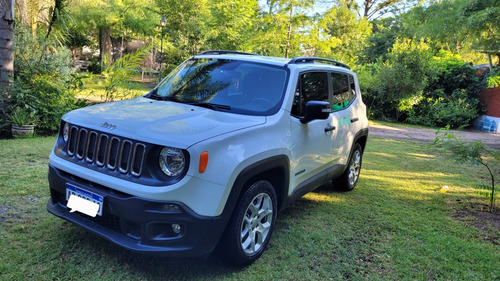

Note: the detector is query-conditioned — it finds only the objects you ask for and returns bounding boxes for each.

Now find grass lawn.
[76,76,155,102]
[0,136,499,280]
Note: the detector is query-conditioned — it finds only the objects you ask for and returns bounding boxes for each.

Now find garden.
[0,0,499,279]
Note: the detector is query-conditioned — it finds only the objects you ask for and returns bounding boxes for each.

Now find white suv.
[47,51,369,266]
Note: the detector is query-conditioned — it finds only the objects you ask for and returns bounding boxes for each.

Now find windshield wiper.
[147,92,177,102]
[188,102,231,111]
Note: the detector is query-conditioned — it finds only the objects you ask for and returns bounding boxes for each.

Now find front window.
[151,58,289,116]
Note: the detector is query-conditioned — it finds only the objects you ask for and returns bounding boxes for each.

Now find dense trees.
[1,0,498,136]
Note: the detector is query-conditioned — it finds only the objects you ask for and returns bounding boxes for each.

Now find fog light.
[172,223,181,234]
[158,204,180,212]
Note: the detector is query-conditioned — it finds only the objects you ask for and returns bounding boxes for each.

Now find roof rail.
[287,57,350,69]
[199,50,256,56]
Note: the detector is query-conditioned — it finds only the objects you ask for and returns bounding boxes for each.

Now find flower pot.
[11,124,35,138]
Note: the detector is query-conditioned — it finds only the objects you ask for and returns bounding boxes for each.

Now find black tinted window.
[292,72,328,116]
[330,73,352,111]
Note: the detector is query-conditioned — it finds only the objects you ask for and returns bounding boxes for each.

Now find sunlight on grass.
[0,136,498,280]
[303,191,345,203]
[76,76,154,102]
[371,152,397,158]
[405,152,436,159]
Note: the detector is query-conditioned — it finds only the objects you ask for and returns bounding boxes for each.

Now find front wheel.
[219,180,277,267]
[334,143,363,191]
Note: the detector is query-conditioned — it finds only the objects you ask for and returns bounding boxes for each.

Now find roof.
[195,50,350,70]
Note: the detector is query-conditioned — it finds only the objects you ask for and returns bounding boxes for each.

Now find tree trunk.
[0,0,14,89]
[99,26,112,67]
[284,3,293,58]
[0,0,14,134]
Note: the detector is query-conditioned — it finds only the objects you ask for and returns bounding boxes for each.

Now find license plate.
[66,184,103,216]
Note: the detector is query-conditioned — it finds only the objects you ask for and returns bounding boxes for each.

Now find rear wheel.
[219,180,277,267]
[334,143,363,191]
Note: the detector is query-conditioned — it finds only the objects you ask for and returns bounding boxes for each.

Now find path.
[370,124,500,149]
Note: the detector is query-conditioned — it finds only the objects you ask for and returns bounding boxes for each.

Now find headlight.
[62,123,69,143]
[159,147,186,177]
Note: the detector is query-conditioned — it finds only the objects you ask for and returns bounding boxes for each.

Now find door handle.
[324,125,336,132]
[350,118,359,123]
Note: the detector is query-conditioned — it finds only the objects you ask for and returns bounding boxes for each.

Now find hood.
[63,97,266,148]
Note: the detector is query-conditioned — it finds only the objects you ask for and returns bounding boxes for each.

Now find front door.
[289,71,339,193]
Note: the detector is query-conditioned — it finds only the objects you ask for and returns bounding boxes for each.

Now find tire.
[219,180,277,267]
[334,143,363,191]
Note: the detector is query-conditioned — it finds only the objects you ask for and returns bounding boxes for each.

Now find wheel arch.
[354,128,369,152]
[222,155,290,220]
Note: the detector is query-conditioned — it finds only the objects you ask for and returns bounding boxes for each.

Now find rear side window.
[291,72,328,116]
[331,73,356,111]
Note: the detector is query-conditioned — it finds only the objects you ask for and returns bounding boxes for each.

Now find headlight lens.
[159,147,186,177]
[62,123,69,143]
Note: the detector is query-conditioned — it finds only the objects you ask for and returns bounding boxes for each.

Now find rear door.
[330,72,360,165]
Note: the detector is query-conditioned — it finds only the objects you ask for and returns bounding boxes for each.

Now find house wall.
[479,86,500,118]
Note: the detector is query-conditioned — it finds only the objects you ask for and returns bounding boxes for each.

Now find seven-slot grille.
[66,125,146,177]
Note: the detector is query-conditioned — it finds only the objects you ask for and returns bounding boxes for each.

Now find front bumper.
[47,165,227,256]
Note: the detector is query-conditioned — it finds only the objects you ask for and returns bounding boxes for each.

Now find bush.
[406,90,481,128]
[405,51,487,128]
[10,75,77,133]
[361,47,487,128]
[359,38,434,121]
[1,25,85,135]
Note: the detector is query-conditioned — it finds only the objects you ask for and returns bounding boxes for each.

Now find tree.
[344,0,417,20]
[249,0,314,57]
[0,0,14,89]
[205,0,257,51]
[70,0,157,66]
[372,38,433,120]
[311,1,371,66]
[155,0,208,65]
[461,0,500,63]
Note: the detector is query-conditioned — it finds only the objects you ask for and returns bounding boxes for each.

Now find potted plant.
[9,107,37,138]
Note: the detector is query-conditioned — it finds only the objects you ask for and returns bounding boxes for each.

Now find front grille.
[66,125,146,177]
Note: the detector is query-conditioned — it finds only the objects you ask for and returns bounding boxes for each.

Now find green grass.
[1,136,499,280]
[76,76,154,101]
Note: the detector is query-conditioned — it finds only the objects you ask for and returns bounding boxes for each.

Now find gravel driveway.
[370,124,500,149]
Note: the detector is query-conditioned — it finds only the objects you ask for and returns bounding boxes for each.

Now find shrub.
[361,38,434,121]
[1,25,85,135]
[406,90,481,128]
[405,51,487,128]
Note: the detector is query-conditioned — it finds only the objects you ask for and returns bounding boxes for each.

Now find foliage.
[311,1,372,66]
[4,25,83,135]
[359,17,398,64]
[155,0,209,66]
[248,0,315,57]
[405,51,487,128]
[433,128,498,211]
[487,67,500,88]
[362,44,487,127]
[205,0,257,51]
[100,47,152,102]
[8,106,37,125]
[366,38,433,121]
[461,0,500,53]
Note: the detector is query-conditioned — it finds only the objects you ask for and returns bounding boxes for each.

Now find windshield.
[152,58,289,116]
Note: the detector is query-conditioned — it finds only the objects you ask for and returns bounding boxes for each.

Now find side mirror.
[300,101,331,124]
